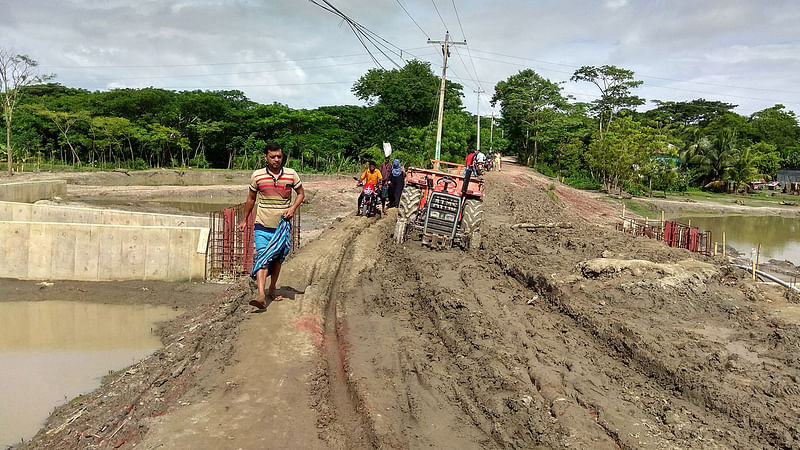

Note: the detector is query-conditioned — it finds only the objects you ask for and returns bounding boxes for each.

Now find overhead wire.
[449,0,482,90]
[430,0,449,32]
[395,0,429,39]
[308,0,402,69]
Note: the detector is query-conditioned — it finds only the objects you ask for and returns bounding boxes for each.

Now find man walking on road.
[238,143,305,309]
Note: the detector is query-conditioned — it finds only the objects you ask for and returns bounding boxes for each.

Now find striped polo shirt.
[249,167,302,228]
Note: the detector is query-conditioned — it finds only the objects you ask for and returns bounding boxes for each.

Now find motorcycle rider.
[464,149,476,177]
[356,160,382,216]
[475,149,486,175]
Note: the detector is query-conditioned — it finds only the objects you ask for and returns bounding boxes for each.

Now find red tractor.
[394,160,484,249]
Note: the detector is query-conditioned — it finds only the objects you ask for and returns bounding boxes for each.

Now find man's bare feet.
[249,293,267,309]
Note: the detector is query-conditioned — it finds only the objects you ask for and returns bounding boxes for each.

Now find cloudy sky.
[2,0,799,117]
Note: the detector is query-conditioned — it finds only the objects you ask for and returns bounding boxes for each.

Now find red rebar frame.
[207,203,300,280]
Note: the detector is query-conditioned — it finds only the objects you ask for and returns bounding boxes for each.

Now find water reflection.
[0,301,180,448]
[672,215,800,265]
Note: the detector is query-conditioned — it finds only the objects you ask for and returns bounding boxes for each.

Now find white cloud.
[0,0,797,114]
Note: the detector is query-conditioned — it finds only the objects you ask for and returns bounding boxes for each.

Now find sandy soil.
[18,164,800,449]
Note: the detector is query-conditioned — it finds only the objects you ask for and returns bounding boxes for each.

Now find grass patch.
[546,189,562,205]
[620,198,660,218]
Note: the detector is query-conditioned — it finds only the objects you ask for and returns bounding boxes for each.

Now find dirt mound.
[339,167,800,448]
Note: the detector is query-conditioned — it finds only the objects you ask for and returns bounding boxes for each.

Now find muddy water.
[673,215,800,264]
[0,301,180,448]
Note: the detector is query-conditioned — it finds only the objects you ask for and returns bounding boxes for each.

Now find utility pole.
[428,32,465,170]
[489,111,494,152]
[474,88,484,151]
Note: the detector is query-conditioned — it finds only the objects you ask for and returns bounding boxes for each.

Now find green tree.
[696,129,737,183]
[586,116,667,188]
[492,69,569,166]
[570,65,644,134]
[749,142,781,178]
[0,49,52,173]
[726,145,762,192]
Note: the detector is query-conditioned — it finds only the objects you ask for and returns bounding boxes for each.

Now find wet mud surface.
[18,166,800,449]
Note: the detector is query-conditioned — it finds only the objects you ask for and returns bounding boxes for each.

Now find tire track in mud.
[481,172,800,448]
[313,218,381,449]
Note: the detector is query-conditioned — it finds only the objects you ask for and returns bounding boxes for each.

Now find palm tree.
[695,128,736,183]
[726,145,762,193]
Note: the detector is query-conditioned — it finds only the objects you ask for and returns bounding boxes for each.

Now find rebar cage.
[207,203,301,280]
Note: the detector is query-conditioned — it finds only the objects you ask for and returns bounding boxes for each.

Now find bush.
[133,158,149,170]
[564,171,602,190]
[534,162,558,178]
[188,154,210,169]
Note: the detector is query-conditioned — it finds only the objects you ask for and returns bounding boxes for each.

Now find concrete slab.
[0,222,208,282]
[0,180,66,203]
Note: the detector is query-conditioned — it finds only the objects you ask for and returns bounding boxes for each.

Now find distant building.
[777,169,800,185]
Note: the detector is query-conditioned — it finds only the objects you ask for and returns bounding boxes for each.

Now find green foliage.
[5,54,799,190]
[725,144,762,192]
[749,142,781,177]
[492,69,570,167]
[564,171,602,190]
[570,65,645,132]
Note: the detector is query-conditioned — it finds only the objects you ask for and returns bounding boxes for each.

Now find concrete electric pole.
[428,32,465,170]
[474,88,484,151]
[489,111,494,152]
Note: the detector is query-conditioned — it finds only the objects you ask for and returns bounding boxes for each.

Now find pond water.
[671,215,800,265]
[0,301,181,448]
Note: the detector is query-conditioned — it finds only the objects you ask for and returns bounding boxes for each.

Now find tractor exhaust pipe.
[462,168,471,197]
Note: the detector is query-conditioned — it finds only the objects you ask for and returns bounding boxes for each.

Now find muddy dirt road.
[26,163,800,449]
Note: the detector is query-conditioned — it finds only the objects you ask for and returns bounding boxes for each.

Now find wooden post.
[661,210,665,230]
[688,218,692,228]
[714,242,718,256]
[622,204,626,219]
[722,232,726,258]
[756,243,761,269]
[752,260,756,281]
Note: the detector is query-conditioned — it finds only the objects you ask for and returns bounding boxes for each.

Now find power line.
[309,0,402,69]
[430,0,449,32]
[449,0,481,89]
[452,46,477,90]
[55,59,381,84]
[42,52,372,70]
[395,0,429,39]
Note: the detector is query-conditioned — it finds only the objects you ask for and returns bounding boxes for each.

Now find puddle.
[0,301,181,448]
[672,215,800,265]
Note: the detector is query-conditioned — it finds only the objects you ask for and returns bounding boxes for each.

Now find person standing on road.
[238,143,304,309]
[464,149,476,177]
[495,151,502,171]
[387,158,405,208]
[379,156,392,211]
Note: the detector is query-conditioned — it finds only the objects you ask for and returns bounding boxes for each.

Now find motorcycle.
[354,177,381,217]
[485,156,494,172]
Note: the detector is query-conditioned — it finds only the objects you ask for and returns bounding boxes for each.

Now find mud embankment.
[20,165,800,448]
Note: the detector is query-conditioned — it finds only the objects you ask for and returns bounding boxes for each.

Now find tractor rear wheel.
[398,185,423,221]
[461,198,483,250]
[395,185,423,243]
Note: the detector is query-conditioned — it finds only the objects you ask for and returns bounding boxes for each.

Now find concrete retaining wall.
[0,221,208,281]
[0,180,66,203]
[0,201,208,227]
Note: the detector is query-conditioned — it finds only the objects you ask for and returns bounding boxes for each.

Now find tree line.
[1,54,494,174]
[2,49,798,196]
[491,66,800,194]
